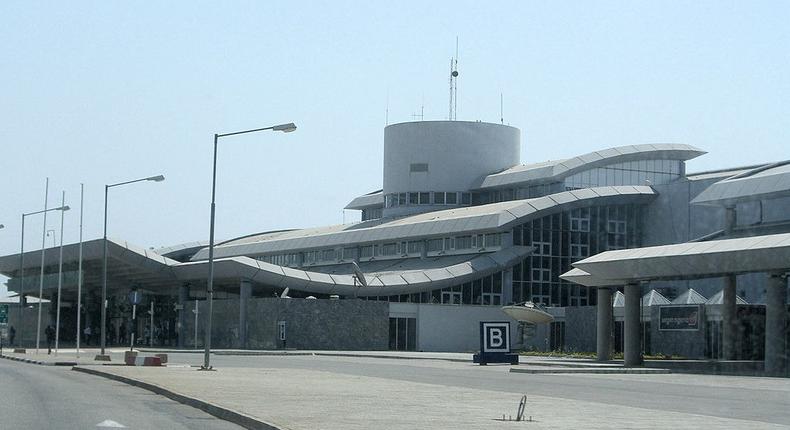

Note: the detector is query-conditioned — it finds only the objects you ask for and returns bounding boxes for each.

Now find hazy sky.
[1,1,789,285]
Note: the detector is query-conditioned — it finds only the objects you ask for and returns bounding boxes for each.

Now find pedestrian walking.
[83,325,92,346]
[9,325,15,346]
[45,324,55,354]
[119,322,126,345]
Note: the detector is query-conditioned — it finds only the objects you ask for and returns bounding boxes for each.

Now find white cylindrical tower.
[382,121,520,217]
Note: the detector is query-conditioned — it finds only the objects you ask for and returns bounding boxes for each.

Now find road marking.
[95,419,126,428]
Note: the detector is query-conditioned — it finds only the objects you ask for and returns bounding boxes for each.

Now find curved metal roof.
[191,185,657,261]
[345,190,384,210]
[176,246,531,296]
[564,232,790,286]
[691,161,790,207]
[472,143,705,190]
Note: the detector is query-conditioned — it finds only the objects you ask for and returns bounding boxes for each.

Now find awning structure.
[194,185,657,260]
[0,238,179,294]
[173,246,532,296]
[561,232,790,286]
[691,161,790,207]
[0,237,531,298]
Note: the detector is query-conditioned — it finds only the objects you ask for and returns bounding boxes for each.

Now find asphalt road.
[0,359,241,430]
[176,352,790,426]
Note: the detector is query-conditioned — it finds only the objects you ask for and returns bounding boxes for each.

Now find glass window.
[342,247,357,260]
[534,240,551,256]
[407,241,421,254]
[455,235,473,249]
[444,237,454,250]
[381,242,398,256]
[461,192,471,205]
[427,238,443,252]
[409,192,418,205]
[360,245,373,258]
[446,192,458,204]
[434,192,445,205]
[419,192,430,204]
[399,193,407,205]
[484,233,501,247]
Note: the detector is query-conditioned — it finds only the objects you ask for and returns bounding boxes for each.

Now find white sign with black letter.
[482,321,510,353]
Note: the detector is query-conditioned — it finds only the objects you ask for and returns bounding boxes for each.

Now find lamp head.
[147,175,166,182]
[272,123,297,133]
[0,224,4,229]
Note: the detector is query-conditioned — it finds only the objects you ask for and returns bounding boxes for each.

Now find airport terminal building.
[1,120,788,370]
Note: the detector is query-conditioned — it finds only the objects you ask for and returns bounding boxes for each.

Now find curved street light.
[201,122,297,370]
[98,174,165,360]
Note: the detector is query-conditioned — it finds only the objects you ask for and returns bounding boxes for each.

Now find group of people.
[6,319,173,353]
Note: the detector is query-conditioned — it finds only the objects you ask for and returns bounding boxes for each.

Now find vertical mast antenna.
[448,37,459,120]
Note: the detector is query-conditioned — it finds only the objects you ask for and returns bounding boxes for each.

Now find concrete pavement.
[76,353,790,429]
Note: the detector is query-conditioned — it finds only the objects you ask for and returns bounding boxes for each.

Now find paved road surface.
[0,359,241,429]
[176,352,790,426]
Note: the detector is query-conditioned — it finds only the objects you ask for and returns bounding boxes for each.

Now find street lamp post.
[18,205,69,348]
[201,122,296,371]
[54,191,66,355]
[98,174,165,360]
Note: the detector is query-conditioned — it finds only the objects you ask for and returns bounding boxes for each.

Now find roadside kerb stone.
[73,366,283,430]
[510,366,671,374]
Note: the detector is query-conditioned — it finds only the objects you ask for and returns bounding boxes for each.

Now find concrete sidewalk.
[73,363,788,429]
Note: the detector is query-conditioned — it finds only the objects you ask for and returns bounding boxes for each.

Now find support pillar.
[502,268,513,305]
[722,275,737,360]
[239,279,252,349]
[765,272,787,376]
[596,287,613,361]
[177,284,189,348]
[624,282,643,367]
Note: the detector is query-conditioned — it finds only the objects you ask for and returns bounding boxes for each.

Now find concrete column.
[177,284,189,348]
[596,287,613,362]
[722,275,737,360]
[624,282,643,367]
[239,279,252,349]
[765,272,787,376]
[724,206,737,234]
[502,268,513,305]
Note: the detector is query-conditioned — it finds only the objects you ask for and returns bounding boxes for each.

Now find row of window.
[384,191,473,208]
[564,159,682,190]
[362,272,504,306]
[257,232,505,267]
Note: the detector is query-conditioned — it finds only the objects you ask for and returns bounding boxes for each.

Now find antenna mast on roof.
[448,37,459,121]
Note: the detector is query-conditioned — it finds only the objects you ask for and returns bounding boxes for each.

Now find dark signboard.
[473,321,518,365]
[659,305,701,331]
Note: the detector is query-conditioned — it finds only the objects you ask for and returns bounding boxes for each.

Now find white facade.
[382,121,520,217]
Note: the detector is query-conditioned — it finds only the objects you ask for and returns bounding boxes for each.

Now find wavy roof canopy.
[192,186,657,261]
[563,232,790,286]
[472,143,705,190]
[176,246,531,296]
[345,190,384,210]
[691,161,790,207]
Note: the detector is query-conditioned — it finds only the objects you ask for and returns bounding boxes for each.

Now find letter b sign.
[481,322,510,353]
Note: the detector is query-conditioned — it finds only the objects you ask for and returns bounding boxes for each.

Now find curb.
[72,366,284,430]
[1,353,87,367]
[510,367,671,375]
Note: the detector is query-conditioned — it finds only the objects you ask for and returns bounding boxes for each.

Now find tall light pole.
[201,122,297,370]
[18,205,69,348]
[98,174,165,360]
[76,184,84,358]
[54,191,66,355]
[35,177,50,355]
